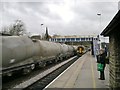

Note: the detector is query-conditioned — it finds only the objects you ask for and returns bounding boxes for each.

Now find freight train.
[0,36,77,76]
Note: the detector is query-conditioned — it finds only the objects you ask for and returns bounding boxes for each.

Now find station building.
[101,10,120,89]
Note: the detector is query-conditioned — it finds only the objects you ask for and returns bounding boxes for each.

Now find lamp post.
[41,24,44,39]
[97,13,101,26]
[97,13,101,49]
[41,24,49,40]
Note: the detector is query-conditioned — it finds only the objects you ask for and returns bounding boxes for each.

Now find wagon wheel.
[38,61,46,68]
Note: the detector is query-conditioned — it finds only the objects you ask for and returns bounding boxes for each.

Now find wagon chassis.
[2,56,79,90]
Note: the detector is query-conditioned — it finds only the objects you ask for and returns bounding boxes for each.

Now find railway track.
[2,56,79,90]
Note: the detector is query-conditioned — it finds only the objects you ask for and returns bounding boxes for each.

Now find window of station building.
[57,38,61,41]
[71,38,75,41]
[76,38,80,41]
[62,38,65,41]
[66,38,70,41]
[81,38,85,41]
[52,39,54,41]
[86,38,88,41]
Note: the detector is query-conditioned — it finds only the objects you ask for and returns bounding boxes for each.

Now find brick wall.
[109,30,120,88]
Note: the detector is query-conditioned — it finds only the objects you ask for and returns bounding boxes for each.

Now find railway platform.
[45,52,109,89]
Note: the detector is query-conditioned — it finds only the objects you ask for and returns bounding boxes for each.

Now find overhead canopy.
[101,10,120,36]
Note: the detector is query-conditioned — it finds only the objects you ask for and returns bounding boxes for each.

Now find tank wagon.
[73,46,78,55]
[77,45,86,57]
[0,36,75,76]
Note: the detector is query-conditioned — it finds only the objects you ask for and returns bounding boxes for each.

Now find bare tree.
[1,19,26,36]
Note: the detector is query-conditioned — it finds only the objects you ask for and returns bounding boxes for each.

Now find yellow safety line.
[91,58,96,89]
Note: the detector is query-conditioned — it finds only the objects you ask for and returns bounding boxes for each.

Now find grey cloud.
[0,1,119,36]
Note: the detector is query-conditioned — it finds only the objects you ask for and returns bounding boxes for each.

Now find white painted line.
[13,56,77,89]
[91,58,96,88]
[44,55,84,89]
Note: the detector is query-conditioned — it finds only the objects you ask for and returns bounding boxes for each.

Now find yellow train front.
[77,45,86,57]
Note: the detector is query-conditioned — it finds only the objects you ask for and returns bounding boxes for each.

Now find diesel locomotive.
[77,45,86,57]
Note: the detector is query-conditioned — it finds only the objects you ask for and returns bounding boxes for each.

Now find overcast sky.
[0,0,119,36]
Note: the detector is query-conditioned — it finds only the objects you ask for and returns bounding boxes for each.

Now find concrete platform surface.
[45,52,109,88]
